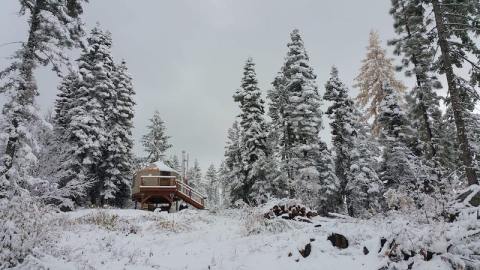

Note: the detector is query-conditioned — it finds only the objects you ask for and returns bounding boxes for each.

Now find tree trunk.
[1,1,43,179]
[431,0,478,186]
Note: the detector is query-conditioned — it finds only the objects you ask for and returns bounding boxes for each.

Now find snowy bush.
[0,195,49,269]
[74,211,139,235]
[241,200,310,235]
[243,207,297,235]
[384,188,416,212]
[141,210,195,233]
[76,211,120,230]
[232,199,248,209]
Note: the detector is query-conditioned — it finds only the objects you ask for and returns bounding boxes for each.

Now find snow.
[13,208,456,270]
[152,160,179,174]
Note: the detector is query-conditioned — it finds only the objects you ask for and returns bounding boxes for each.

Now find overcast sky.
[0,0,398,171]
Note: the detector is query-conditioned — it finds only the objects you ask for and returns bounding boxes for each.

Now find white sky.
[1,0,405,171]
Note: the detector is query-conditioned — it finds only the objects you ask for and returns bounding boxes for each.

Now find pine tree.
[267,29,328,206]
[348,109,383,217]
[59,26,116,205]
[142,111,172,163]
[166,155,181,173]
[263,123,288,200]
[389,0,443,161]
[224,121,244,203]
[377,83,431,210]
[323,67,356,215]
[0,0,86,198]
[100,60,136,207]
[40,71,82,209]
[267,72,289,167]
[428,0,480,186]
[217,161,229,206]
[204,164,219,207]
[354,31,406,135]
[314,142,339,214]
[466,113,480,177]
[186,159,202,189]
[436,109,462,174]
[232,58,270,204]
[54,71,80,133]
[285,30,326,207]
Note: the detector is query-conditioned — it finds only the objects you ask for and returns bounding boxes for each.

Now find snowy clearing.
[14,208,454,270]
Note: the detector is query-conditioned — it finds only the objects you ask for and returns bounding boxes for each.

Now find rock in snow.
[327,233,349,249]
[298,243,312,258]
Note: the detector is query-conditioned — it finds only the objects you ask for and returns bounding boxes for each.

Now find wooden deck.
[132,175,206,210]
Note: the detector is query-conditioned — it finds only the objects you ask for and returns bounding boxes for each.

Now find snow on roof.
[151,160,179,174]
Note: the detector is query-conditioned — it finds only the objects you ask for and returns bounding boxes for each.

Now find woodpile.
[264,203,318,222]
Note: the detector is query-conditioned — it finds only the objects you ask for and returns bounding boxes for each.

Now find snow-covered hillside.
[13,206,466,270]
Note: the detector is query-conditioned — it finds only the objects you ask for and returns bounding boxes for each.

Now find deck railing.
[176,181,206,207]
[140,175,176,187]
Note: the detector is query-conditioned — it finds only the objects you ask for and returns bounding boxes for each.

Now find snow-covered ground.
[13,205,459,270]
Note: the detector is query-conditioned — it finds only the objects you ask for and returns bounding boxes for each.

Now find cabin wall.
[132,168,181,194]
[132,168,160,194]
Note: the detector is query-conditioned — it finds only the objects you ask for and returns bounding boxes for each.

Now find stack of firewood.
[264,203,318,222]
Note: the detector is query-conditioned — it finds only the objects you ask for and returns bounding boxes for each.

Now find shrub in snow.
[242,207,300,235]
[76,211,120,230]
[232,199,248,209]
[383,188,416,212]
[376,201,480,270]
[0,195,48,269]
[74,211,139,235]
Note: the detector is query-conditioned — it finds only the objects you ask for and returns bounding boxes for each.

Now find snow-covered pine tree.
[323,67,382,217]
[224,121,244,203]
[436,109,462,174]
[283,30,326,207]
[268,29,328,208]
[54,71,80,133]
[100,60,136,207]
[186,159,202,189]
[377,83,431,210]
[166,155,182,173]
[348,109,383,217]
[216,161,230,207]
[263,122,288,200]
[267,72,289,172]
[314,142,338,215]
[354,31,406,135]
[323,67,356,215]
[389,0,443,162]
[204,164,219,207]
[232,58,271,204]
[37,72,81,209]
[27,72,80,210]
[0,0,86,198]
[58,26,116,206]
[427,0,480,186]
[466,113,480,177]
[142,111,172,163]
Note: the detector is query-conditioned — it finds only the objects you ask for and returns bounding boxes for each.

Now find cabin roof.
[151,160,179,174]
